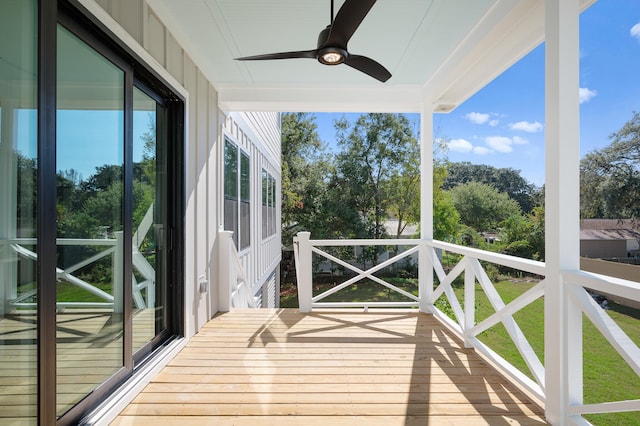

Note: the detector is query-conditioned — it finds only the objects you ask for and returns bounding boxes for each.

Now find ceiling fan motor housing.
[316,26,347,65]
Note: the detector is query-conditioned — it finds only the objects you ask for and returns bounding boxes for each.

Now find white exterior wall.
[86,0,281,335]
[222,112,282,307]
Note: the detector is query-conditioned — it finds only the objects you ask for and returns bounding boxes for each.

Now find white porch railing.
[218,230,257,310]
[293,231,640,422]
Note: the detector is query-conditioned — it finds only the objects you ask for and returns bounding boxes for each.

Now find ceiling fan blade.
[344,54,391,82]
[235,50,317,61]
[325,0,377,48]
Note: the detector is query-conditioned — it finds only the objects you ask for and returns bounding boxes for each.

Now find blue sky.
[314,0,640,187]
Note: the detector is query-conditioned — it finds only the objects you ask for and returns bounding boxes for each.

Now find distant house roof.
[580,219,639,230]
[580,219,640,241]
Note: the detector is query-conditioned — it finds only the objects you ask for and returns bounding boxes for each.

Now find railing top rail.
[431,239,546,276]
[564,269,640,302]
[296,234,546,276]
[306,238,420,247]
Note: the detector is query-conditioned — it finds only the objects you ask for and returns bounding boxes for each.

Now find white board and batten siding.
[86,0,282,335]
[223,112,282,308]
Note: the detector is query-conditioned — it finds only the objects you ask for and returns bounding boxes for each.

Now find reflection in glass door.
[132,86,168,354]
[56,24,125,417]
[0,0,38,423]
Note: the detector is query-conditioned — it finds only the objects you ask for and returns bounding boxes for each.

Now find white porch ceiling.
[146,0,593,113]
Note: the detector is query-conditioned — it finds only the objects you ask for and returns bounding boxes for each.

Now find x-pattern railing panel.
[429,248,545,394]
[311,245,420,304]
[563,270,640,417]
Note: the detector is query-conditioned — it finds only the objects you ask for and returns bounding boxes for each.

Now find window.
[224,137,250,250]
[262,169,277,238]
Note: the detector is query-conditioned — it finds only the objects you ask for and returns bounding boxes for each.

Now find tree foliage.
[449,182,521,231]
[581,111,640,219]
[280,112,338,245]
[499,206,545,260]
[444,162,539,212]
[433,164,460,240]
[278,113,547,262]
[334,113,419,239]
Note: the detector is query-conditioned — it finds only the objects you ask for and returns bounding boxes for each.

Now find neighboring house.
[580,219,640,259]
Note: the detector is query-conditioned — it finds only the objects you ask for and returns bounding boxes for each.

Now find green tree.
[449,182,521,231]
[444,162,539,213]
[433,164,460,240]
[385,129,420,237]
[334,113,418,240]
[499,207,545,260]
[581,111,640,219]
[280,112,335,245]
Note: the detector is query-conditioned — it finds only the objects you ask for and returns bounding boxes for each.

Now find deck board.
[112,309,547,425]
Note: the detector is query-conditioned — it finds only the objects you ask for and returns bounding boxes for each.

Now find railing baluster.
[418,240,433,313]
[464,256,476,348]
[296,232,313,312]
[217,229,232,312]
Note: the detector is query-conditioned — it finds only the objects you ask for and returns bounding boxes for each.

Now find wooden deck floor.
[112,309,547,425]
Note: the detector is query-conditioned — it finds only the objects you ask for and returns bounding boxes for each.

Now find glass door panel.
[132,86,167,354]
[56,24,124,417]
[0,0,38,424]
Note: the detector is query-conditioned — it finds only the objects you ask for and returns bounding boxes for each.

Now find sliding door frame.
[35,1,185,424]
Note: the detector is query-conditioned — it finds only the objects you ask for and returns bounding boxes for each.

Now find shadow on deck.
[112,308,547,425]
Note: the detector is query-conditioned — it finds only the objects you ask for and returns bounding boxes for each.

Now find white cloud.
[508,120,543,133]
[474,146,492,155]
[488,119,500,127]
[579,87,597,104]
[448,138,473,152]
[512,136,529,145]
[485,136,514,153]
[465,112,490,125]
[631,23,640,41]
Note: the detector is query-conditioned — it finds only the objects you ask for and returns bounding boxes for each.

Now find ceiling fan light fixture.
[318,47,347,65]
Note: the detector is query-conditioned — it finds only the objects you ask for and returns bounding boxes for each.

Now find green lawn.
[280,276,640,425]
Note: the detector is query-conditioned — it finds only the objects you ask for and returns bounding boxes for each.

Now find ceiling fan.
[235,0,391,83]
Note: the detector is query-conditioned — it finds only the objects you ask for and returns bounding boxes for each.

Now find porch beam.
[217,86,423,114]
[544,0,583,423]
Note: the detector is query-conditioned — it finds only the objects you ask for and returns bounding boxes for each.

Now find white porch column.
[418,106,434,313]
[544,0,583,423]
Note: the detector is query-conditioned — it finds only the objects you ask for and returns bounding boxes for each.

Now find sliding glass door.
[0,0,184,425]
[56,23,126,416]
[132,85,169,356]
[0,1,183,422]
[53,13,181,419]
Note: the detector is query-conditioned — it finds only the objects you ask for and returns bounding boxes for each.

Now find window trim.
[261,168,277,240]
[223,136,251,251]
